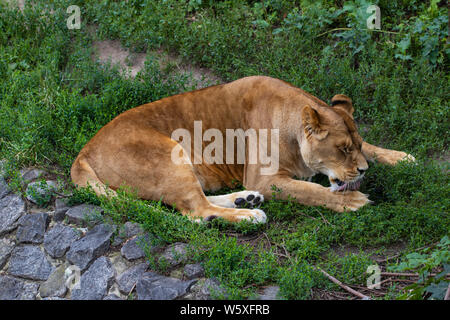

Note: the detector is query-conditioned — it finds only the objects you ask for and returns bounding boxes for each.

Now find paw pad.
[234,192,263,208]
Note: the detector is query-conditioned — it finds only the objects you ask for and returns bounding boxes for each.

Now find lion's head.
[299,94,368,192]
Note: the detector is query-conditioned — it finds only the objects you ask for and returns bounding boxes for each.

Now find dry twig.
[314,209,335,226]
[381,272,449,279]
[316,267,370,300]
[444,283,450,300]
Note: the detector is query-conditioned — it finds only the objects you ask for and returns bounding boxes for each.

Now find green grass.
[0,0,448,299]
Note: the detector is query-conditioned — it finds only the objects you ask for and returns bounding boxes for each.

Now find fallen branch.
[298,211,317,220]
[315,27,402,38]
[348,284,387,296]
[367,277,392,290]
[374,254,402,263]
[262,232,272,246]
[316,267,370,300]
[381,272,450,279]
[280,244,292,259]
[388,278,416,284]
[314,209,335,227]
[328,291,353,300]
[128,283,137,298]
[381,272,421,277]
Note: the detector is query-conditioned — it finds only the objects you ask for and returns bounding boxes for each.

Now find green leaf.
[438,235,450,247]
[272,28,283,35]
[425,281,449,300]
[8,63,17,71]
[252,20,270,28]
[397,36,411,54]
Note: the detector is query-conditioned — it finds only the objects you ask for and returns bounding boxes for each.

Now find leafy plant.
[389,236,450,300]
[25,179,56,207]
[277,260,325,299]
[394,1,448,67]
[322,252,374,285]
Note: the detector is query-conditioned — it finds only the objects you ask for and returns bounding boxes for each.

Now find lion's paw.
[380,151,416,165]
[332,191,372,212]
[233,191,264,208]
[236,209,267,224]
[403,153,416,163]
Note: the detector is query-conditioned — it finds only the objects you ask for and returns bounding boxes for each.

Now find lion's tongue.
[337,180,361,191]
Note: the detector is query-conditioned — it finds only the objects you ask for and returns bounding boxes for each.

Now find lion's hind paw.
[233,191,264,208]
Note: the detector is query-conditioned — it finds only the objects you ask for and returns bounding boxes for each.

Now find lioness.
[71,76,414,223]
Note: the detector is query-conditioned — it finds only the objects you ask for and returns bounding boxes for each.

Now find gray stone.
[158,242,189,267]
[184,263,205,279]
[66,224,114,270]
[103,294,122,300]
[39,263,68,298]
[21,168,45,183]
[25,180,57,204]
[0,238,15,270]
[116,263,148,294]
[71,256,115,300]
[0,193,26,236]
[8,245,54,281]
[0,177,9,199]
[121,234,154,261]
[185,278,226,300]
[54,198,71,221]
[123,222,144,237]
[44,223,80,258]
[0,275,39,300]
[16,212,50,244]
[200,279,226,299]
[113,222,144,246]
[257,286,280,300]
[136,272,196,300]
[65,204,103,226]
[112,235,124,247]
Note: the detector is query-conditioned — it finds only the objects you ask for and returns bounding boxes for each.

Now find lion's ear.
[331,94,354,118]
[301,105,328,140]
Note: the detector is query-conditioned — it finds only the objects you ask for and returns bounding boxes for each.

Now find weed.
[389,236,450,300]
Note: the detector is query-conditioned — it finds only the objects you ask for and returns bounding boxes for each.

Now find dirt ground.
[92,39,223,88]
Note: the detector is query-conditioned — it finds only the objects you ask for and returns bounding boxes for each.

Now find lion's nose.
[357,168,367,175]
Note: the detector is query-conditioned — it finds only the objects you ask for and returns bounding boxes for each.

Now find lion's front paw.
[331,191,372,212]
[379,151,416,165]
[403,153,416,163]
[236,209,267,224]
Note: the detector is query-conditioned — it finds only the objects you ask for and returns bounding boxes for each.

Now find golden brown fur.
[71,76,414,223]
